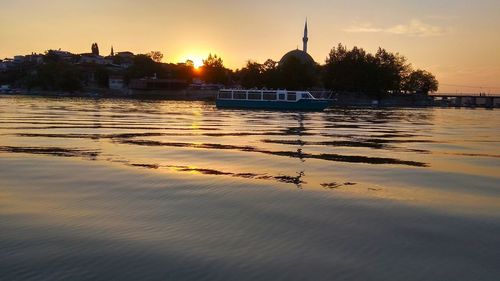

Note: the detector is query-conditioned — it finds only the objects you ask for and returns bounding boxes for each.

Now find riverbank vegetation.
[0,43,437,96]
[235,44,438,96]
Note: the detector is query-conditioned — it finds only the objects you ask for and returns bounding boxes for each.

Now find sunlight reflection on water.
[1,96,499,281]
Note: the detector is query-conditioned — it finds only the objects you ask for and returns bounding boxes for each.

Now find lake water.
[1,95,499,281]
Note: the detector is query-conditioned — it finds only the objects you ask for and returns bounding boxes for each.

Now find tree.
[239,61,263,88]
[323,43,429,96]
[404,70,438,94]
[147,51,164,63]
[28,59,82,92]
[126,54,163,81]
[200,53,229,84]
[185,59,194,68]
[203,53,224,68]
[324,44,375,93]
[374,48,411,93]
[91,43,99,56]
[261,59,279,88]
[168,62,195,82]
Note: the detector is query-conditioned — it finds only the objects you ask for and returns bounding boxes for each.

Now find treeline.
[24,51,84,92]
[0,51,197,92]
[0,51,83,92]
[234,57,319,90]
[233,44,438,95]
[1,43,438,95]
[124,54,194,83]
[323,44,438,95]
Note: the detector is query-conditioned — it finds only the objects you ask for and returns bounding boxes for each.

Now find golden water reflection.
[0,96,499,215]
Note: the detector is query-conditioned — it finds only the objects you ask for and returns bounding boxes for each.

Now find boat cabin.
[218,89,315,102]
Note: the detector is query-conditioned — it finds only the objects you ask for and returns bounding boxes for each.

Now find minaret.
[111,46,114,56]
[302,19,308,53]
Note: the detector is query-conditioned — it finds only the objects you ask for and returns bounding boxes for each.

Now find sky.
[1,0,499,93]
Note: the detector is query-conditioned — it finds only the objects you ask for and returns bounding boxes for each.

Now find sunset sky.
[1,0,499,93]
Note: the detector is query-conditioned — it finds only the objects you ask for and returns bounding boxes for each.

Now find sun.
[180,54,205,69]
[191,57,204,69]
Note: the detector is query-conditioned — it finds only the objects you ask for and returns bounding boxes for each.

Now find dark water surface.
[1,96,499,280]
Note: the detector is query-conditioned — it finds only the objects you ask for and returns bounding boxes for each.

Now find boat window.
[219,92,232,99]
[248,93,261,100]
[301,93,311,99]
[234,93,246,99]
[279,94,286,100]
[287,93,296,101]
[263,93,277,100]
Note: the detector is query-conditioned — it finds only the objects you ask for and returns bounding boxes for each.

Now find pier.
[430,94,500,108]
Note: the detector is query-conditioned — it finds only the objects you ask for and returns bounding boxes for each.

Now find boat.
[216,89,329,111]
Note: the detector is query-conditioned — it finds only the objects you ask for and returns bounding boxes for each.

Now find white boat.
[216,89,329,111]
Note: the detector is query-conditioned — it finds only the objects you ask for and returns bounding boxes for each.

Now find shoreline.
[2,90,498,108]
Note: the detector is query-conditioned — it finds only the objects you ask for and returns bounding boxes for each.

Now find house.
[49,50,74,61]
[13,55,26,64]
[25,54,44,64]
[79,54,112,65]
[0,59,13,71]
[116,51,134,59]
[114,51,134,68]
[0,60,8,72]
[109,75,125,90]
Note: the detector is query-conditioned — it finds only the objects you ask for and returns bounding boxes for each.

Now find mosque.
[279,20,315,66]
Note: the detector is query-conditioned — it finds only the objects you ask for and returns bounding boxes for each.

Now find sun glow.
[191,57,204,69]
[179,54,205,69]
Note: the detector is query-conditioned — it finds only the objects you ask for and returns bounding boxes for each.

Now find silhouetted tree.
[168,62,195,82]
[203,53,224,68]
[200,54,229,84]
[147,51,164,63]
[374,48,411,93]
[324,44,374,92]
[323,43,422,96]
[239,61,263,88]
[27,59,82,92]
[403,70,438,94]
[91,43,99,56]
[125,54,163,82]
[235,57,318,90]
[185,60,194,68]
[262,59,279,88]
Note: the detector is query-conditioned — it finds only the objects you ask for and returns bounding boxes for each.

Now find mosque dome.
[279,49,315,65]
[279,20,315,66]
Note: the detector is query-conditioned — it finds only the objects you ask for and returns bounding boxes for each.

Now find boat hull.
[216,99,329,111]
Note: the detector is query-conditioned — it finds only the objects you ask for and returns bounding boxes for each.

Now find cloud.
[343,23,382,33]
[344,20,446,37]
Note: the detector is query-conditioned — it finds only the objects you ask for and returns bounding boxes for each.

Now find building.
[108,75,125,90]
[0,58,14,71]
[116,51,134,59]
[130,78,188,91]
[79,54,112,65]
[49,50,74,61]
[115,51,135,68]
[0,60,8,71]
[25,53,44,64]
[189,78,224,90]
[13,56,26,64]
[279,20,315,65]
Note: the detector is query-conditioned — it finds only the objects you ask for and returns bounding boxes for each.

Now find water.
[1,95,499,281]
